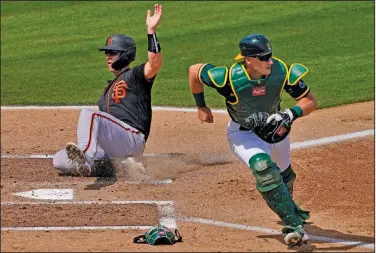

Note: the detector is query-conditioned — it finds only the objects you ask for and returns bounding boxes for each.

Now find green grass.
[1,1,374,108]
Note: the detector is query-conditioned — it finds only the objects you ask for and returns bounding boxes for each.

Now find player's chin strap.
[174,230,183,242]
[106,68,129,89]
[133,234,147,244]
[133,229,183,244]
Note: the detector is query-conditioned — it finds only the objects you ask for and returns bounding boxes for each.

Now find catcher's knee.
[248,153,282,192]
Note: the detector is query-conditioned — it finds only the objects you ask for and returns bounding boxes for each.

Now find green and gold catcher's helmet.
[133,224,182,245]
[235,34,272,60]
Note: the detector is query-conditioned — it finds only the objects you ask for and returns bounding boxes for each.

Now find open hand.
[146,4,162,33]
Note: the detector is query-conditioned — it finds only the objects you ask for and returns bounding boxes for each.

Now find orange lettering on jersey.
[107,37,113,46]
[112,80,128,103]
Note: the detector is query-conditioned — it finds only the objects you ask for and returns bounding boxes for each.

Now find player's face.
[104,50,121,72]
[245,53,273,77]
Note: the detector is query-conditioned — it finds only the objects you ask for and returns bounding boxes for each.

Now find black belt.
[239,126,251,131]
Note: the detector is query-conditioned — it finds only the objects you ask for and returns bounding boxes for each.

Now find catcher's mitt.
[254,111,293,144]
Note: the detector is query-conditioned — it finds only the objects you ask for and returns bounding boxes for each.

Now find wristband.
[289,105,303,120]
[193,92,206,107]
[148,33,161,53]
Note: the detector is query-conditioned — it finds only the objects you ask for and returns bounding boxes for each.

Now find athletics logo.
[298,80,306,89]
[112,80,128,103]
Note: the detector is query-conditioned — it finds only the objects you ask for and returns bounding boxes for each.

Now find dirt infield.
[1,101,374,252]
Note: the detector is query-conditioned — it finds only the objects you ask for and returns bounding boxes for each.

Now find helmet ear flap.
[111,51,134,70]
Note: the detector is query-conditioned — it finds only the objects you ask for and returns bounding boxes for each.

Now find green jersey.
[198,57,310,128]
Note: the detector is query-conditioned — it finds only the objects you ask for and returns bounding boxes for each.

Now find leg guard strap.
[261,183,304,227]
[280,164,296,195]
[281,164,310,221]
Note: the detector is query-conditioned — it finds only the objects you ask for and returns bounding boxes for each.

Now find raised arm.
[144,4,163,81]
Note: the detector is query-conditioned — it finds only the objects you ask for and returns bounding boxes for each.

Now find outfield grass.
[1,1,374,108]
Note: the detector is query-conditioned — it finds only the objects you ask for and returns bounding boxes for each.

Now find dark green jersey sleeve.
[284,79,310,100]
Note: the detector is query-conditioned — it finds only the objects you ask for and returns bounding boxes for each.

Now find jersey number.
[112,80,128,103]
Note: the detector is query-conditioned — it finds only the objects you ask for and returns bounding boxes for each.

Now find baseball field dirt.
[1,101,374,252]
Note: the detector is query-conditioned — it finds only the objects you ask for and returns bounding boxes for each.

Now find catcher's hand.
[198,106,213,123]
[266,109,295,127]
[255,109,295,144]
[244,112,269,131]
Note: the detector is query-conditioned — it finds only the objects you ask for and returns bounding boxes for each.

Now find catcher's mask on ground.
[99,34,136,70]
[234,34,272,61]
[133,224,183,245]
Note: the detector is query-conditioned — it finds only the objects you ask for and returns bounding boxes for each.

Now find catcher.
[188,34,317,248]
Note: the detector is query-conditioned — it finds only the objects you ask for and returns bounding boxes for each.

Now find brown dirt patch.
[1,204,157,227]
[0,101,374,252]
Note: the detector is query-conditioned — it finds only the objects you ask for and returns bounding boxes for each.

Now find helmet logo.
[266,42,272,51]
[106,37,113,46]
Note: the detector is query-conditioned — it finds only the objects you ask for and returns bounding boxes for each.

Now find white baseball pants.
[227,119,290,172]
[53,108,145,172]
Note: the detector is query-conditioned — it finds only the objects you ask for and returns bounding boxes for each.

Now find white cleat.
[284,225,311,249]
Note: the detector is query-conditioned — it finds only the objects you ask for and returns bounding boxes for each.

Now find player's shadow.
[258,221,374,251]
[58,159,117,190]
[84,176,117,190]
[84,159,117,190]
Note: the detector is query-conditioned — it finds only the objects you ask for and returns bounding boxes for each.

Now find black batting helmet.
[99,34,136,70]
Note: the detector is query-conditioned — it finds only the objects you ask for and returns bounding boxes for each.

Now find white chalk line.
[10,179,173,186]
[158,203,177,229]
[2,200,177,231]
[1,200,174,205]
[290,129,374,150]
[0,153,177,159]
[1,129,373,161]
[2,129,371,188]
[2,129,371,187]
[0,105,228,113]
[1,226,152,231]
[1,105,374,249]
[181,217,375,250]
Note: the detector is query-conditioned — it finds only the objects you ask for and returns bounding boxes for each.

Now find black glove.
[255,109,296,144]
[244,112,269,131]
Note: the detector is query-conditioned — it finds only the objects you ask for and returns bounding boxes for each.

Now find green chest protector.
[227,59,287,128]
[207,58,308,131]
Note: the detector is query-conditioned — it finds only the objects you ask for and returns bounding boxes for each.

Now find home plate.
[13,189,73,200]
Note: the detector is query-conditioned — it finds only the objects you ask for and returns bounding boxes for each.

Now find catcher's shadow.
[258,222,374,251]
